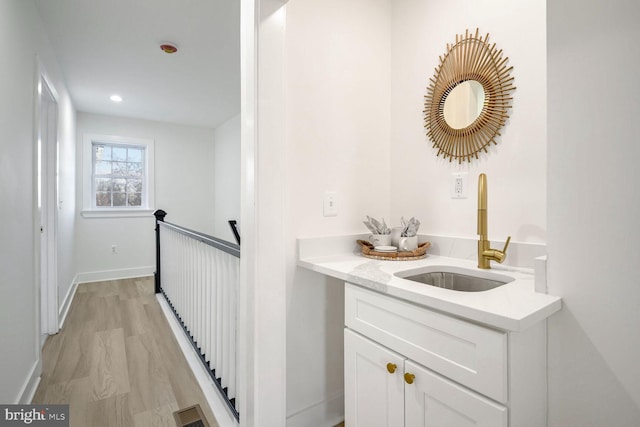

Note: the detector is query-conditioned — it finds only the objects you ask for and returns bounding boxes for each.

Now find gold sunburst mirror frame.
[424,29,515,163]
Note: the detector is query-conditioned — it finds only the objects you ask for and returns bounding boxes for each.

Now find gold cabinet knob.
[404,372,415,384]
[386,363,397,374]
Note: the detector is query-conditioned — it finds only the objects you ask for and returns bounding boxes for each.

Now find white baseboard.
[76,266,154,284]
[58,274,79,329]
[40,333,48,350]
[16,359,42,404]
[156,295,238,427]
[287,392,345,427]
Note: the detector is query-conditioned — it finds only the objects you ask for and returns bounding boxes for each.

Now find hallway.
[32,277,218,427]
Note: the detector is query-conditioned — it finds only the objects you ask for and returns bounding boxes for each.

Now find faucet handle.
[502,236,511,254]
[485,236,511,264]
[493,236,511,264]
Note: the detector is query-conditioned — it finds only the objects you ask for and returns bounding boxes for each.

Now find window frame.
[82,133,155,218]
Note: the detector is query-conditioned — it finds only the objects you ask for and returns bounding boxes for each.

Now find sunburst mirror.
[424,29,515,163]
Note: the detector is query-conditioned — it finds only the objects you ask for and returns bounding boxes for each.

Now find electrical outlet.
[111,244,117,254]
[323,191,338,217]
[451,172,468,199]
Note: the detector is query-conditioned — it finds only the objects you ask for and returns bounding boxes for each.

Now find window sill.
[81,208,156,219]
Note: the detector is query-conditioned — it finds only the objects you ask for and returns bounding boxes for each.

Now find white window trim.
[82,133,155,218]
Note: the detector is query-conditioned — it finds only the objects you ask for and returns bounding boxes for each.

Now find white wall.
[211,113,241,242]
[390,0,547,244]
[547,1,640,425]
[284,0,391,425]
[0,0,76,403]
[75,113,215,279]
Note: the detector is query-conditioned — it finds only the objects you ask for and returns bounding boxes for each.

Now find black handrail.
[160,221,240,258]
[228,220,240,245]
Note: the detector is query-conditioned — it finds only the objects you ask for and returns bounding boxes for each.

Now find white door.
[37,72,59,335]
[404,360,508,427]
[344,329,405,427]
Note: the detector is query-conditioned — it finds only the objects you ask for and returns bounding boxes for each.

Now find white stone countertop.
[297,235,562,332]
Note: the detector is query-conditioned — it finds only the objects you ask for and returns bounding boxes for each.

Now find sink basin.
[398,267,514,292]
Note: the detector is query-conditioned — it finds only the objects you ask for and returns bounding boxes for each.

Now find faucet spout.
[477,173,487,238]
[477,173,511,269]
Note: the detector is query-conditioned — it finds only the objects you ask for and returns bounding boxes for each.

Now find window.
[82,134,155,218]
[93,143,144,207]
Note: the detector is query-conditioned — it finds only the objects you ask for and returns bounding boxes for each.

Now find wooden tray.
[357,239,430,261]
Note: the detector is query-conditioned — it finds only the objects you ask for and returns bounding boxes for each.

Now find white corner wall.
[211,113,241,242]
[547,1,640,425]
[284,0,391,425]
[0,0,76,403]
[75,113,216,280]
[390,0,547,243]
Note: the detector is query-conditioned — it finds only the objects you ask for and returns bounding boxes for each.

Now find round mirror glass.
[443,80,485,129]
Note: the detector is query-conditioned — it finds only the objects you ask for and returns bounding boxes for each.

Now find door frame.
[239,0,288,425]
[34,58,60,337]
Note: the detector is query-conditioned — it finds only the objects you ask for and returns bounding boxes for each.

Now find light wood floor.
[32,277,218,427]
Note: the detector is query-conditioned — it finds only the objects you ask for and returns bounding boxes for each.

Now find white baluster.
[204,245,212,366]
[216,250,223,378]
[228,256,238,400]
[197,240,204,350]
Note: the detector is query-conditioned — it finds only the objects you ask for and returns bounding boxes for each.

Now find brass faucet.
[477,173,511,269]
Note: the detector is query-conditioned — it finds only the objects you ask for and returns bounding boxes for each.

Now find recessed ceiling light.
[110,94,123,103]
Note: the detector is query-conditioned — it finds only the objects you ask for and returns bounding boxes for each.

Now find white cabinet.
[345,283,548,427]
[345,282,507,402]
[404,360,507,427]
[344,329,404,427]
[345,329,507,427]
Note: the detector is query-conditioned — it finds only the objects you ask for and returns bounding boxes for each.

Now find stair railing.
[154,210,240,421]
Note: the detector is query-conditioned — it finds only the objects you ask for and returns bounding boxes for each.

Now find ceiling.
[35,0,240,129]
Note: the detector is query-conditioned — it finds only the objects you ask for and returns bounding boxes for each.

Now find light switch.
[323,191,338,217]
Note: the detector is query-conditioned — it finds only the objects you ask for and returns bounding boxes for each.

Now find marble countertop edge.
[297,252,562,332]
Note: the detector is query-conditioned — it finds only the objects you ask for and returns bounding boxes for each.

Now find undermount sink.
[397,267,514,292]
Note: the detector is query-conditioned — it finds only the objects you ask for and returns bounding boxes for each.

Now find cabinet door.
[345,329,405,427]
[404,360,507,427]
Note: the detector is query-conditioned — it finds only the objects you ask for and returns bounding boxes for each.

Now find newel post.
[154,209,167,294]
